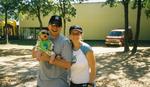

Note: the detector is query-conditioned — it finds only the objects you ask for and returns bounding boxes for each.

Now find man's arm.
[32,47,50,61]
[32,47,71,69]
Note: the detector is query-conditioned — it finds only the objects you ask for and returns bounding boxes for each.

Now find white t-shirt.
[71,42,92,84]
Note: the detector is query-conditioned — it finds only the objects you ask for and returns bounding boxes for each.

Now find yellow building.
[0,20,18,39]
[20,2,150,40]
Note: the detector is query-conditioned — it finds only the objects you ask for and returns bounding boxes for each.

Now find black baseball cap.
[69,25,83,34]
[49,15,62,27]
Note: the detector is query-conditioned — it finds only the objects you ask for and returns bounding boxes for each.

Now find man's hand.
[39,52,51,61]
[32,47,50,62]
[32,48,71,69]
[32,47,40,61]
[49,58,71,69]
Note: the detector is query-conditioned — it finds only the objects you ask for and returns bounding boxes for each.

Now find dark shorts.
[70,82,88,87]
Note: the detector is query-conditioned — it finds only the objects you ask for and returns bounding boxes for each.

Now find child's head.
[38,30,49,40]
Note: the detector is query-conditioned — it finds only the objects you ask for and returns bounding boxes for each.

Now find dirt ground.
[0,44,150,87]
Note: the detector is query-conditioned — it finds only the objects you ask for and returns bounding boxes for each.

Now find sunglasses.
[41,32,49,35]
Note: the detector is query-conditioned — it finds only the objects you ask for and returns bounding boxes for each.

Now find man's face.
[48,25,62,36]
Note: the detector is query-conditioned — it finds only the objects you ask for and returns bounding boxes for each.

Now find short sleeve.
[80,42,93,55]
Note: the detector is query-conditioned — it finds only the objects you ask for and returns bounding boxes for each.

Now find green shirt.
[36,40,53,52]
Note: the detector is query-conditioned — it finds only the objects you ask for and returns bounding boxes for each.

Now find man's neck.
[49,31,60,39]
[51,34,60,39]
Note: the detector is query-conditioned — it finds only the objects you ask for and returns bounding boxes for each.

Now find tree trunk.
[38,15,43,30]
[63,0,66,36]
[37,8,43,30]
[37,6,43,30]
[63,18,66,36]
[58,0,67,36]
[5,10,9,44]
[132,0,142,54]
[123,0,130,52]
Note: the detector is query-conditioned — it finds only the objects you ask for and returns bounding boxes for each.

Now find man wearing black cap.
[36,15,72,87]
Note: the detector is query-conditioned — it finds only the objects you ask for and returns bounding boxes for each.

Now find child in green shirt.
[35,30,55,63]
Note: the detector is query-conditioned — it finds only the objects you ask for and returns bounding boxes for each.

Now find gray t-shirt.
[37,34,72,87]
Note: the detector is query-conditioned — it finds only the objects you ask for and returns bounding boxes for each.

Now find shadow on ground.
[96,48,150,87]
[0,48,150,87]
[0,49,38,87]
[0,49,31,56]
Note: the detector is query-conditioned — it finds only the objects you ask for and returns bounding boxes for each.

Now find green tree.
[55,0,86,36]
[20,0,54,30]
[144,0,150,17]
[104,0,131,52]
[56,0,76,36]
[0,0,21,44]
[131,0,150,54]
[0,14,5,19]
[131,0,142,54]
[122,0,131,52]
